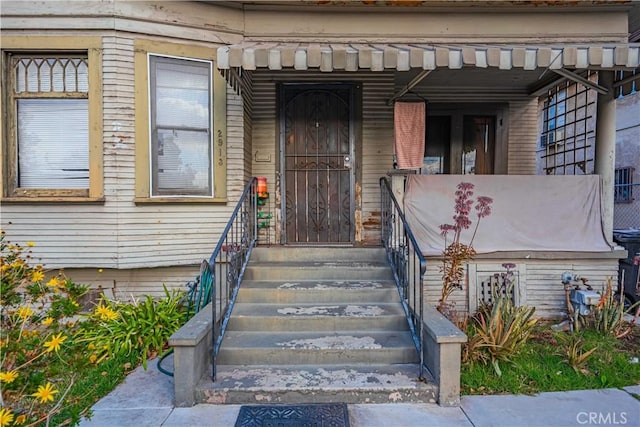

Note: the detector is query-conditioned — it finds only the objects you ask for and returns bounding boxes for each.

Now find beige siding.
[507,99,539,174]
[62,265,199,300]
[1,32,246,271]
[423,257,619,318]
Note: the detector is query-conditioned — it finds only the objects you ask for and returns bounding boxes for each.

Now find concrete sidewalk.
[78,360,639,427]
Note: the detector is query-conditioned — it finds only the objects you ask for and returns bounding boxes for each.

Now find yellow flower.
[0,370,18,384]
[0,408,14,427]
[32,382,58,403]
[88,343,95,350]
[89,354,98,363]
[43,333,67,353]
[95,304,118,321]
[11,259,24,269]
[31,270,44,283]
[17,306,34,320]
[41,317,54,326]
[15,414,26,425]
[26,241,36,247]
[0,264,9,272]
[46,276,60,288]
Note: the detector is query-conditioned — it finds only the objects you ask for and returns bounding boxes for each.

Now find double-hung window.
[2,38,103,200]
[149,55,212,197]
[135,41,226,202]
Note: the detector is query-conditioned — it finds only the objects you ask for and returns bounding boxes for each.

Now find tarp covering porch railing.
[403,175,613,257]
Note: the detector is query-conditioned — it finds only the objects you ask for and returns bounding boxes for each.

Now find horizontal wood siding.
[507,99,539,174]
[1,32,246,271]
[62,266,199,300]
[422,257,619,318]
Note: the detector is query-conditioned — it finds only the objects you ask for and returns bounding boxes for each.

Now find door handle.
[344,155,351,169]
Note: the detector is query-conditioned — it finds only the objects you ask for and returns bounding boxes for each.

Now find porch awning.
[217,42,640,72]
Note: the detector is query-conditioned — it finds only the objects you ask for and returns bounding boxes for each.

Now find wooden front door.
[280,84,354,244]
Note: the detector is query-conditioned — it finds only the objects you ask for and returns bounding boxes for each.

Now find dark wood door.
[281,85,353,244]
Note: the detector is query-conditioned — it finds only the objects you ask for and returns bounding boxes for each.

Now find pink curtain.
[394,101,425,169]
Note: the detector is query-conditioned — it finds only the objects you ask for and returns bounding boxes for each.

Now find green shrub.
[592,278,629,336]
[1,233,89,426]
[466,292,538,376]
[76,286,186,369]
[1,233,187,426]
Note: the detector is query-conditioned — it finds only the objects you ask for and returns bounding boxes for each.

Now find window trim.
[1,36,103,202]
[614,166,634,204]
[134,40,227,203]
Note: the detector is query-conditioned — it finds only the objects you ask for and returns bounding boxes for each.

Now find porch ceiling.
[218,42,639,98]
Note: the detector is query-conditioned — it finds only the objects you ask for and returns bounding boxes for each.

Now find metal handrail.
[379,177,427,381]
[183,178,260,381]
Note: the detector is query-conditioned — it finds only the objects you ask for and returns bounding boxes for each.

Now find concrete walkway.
[79,360,639,427]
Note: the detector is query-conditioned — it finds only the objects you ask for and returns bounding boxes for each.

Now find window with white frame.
[148,55,213,197]
[4,51,102,199]
[615,167,634,203]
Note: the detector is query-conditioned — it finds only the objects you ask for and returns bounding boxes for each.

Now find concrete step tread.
[207,364,435,391]
[232,302,406,318]
[221,331,417,350]
[239,279,397,290]
[250,247,387,263]
[196,363,438,404]
[247,261,390,268]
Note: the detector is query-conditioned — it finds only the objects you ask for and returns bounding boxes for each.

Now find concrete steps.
[196,247,437,404]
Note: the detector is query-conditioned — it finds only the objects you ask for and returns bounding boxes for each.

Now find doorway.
[279,84,355,244]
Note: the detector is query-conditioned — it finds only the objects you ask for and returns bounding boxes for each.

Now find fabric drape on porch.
[404,175,613,256]
[394,102,425,169]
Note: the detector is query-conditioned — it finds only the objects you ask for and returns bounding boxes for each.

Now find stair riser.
[227,316,409,331]
[251,247,387,263]
[196,388,438,405]
[236,289,400,304]
[243,267,394,281]
[217,348,419,365]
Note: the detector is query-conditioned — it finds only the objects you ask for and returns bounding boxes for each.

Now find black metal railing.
[380,177,427,381]
[183,178,260,381]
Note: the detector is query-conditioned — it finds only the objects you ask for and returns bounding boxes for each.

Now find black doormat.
[234,403,350,427]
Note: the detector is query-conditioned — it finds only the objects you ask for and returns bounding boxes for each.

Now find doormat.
[234,403,350,427]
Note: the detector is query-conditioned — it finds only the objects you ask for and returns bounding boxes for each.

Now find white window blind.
[11,55,90,190]
[17,99,89,188]
[149,55,212,197]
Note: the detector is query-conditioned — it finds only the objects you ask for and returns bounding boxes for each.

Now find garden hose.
[157,260,214,377]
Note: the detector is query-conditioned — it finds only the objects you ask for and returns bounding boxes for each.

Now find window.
[134,41,226,202]
[541,89,566,147]
[149,55,212,197]
[615,167,634,203]
[1,37,103,200]
[539,73,597,176]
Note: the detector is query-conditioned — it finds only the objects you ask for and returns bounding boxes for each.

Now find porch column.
[594,71,616,242]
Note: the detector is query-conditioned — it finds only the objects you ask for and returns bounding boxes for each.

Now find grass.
[47,353,140,426]
[461,322,640,395]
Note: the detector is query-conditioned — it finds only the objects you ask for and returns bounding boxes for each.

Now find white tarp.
[404,175,613,256]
